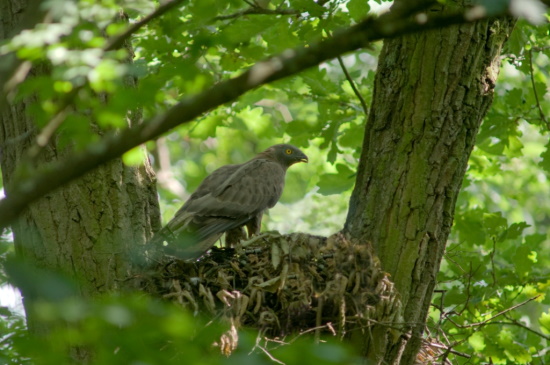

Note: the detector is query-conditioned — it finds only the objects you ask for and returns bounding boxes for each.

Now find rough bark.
[0,2,485,229]
[0,0,161,349]
[344,1,515,363]
[1,0,520,363]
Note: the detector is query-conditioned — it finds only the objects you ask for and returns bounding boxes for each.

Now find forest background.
[1,0,550,364]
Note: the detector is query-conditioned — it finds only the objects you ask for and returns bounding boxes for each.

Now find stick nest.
[149,231,401,355]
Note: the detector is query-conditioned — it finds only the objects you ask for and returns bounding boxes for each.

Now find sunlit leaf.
[347,0,371,22]
[317,164,355,195]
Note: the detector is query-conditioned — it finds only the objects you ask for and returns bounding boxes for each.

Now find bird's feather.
[150,144,308,259]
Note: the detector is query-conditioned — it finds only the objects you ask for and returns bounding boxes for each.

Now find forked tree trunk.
[344,1,515,363]
[0,0,161,352]
[2,0,517,364]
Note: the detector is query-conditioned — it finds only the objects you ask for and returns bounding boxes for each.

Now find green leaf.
[442,285,466,306]
[454,209,487,245]
[224,18,269,43]
[189,117,219,139]
[505,222,530,240]
[122,147,147,166]
[514,245,534,276]
[338,124,364,149]
[317,164,355,195]
[539,142,550,174]
[58,114,97,150]
[96,110,126,129]
[291,0,325,17]
[539,311,550,333]
[505,134,523,158]
[326,141,339,164]
[525,233,546,247]
[346,0,370,22]
[524,81,547,107]
[263,18,301,52]
[482,212,507,237]
[468,332,486,352]
[507,23,529,55]
[188,0,223,22]
[301,68,339,95]
[219,52,244,71]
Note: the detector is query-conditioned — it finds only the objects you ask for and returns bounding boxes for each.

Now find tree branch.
[2,0,188,152]
[213,7,299,21]
[494,317,550,341]
[0,6,501,229]
[453,295,541,329]
[0,0,48,109]
[528,47,550,130]
[104,0,188,51]
[336,56,369,117]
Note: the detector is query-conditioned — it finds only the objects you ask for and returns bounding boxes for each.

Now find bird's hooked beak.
[298,154,308,163]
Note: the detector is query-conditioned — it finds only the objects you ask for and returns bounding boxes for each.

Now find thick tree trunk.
[1,0,520,363]
[344,2,515,363]
[0,0,161,347]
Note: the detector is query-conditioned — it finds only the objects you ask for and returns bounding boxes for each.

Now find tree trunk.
[344,2,515,363]
[0,0,161,348]
[1,0,520,363]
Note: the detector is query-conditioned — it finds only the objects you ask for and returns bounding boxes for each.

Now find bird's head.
[263,144,308,168]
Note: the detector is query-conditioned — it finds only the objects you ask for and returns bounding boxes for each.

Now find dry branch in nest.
[148,231,402,356]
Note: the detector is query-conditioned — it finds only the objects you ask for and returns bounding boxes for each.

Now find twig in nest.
[315,297,324,343]
[258,344,285,364]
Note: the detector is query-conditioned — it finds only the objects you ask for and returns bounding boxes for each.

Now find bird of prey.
[151,144,308,259]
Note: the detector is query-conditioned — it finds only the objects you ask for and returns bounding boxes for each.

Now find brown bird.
[151,144,308,259]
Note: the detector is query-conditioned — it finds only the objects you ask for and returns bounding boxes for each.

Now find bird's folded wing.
[186,159,285,217]
[150,158,286,258]
[178,164,239,211]
[183,159,285,238]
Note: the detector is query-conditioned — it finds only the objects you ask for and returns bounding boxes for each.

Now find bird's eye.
[285,149,292,155]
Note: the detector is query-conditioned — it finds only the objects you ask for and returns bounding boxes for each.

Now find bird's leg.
[245,211,263,238]
[225,227,247,248]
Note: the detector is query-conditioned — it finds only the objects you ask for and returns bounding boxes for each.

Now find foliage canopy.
[1,0,550,364]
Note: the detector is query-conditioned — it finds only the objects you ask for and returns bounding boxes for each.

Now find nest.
[148,231,402,355]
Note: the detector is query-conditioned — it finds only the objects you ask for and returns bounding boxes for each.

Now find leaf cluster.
[1,0,550,363]
[431,19,550,364]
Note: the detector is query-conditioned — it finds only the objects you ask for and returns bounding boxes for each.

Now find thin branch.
[532,45,550,52]
[0,5,502,229]
[0,130,34,148]
[0,0,48,108]
[20,0,188,158]
[104,0,188,51]
[459,261,475,316]
[336,55,369,117]
[1,0,184,103]
[433,289,446,326]
[528,47,550,130]
[440,315,550,362]
[490,237,497,287]
[426,341,471,359]
[492,318,550,341]
[3,0,434,153]
[214,7,299,21]
[454,295,541,329]
[257,344,285,365]
[21,0,293,158]
[26,100,72,158]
